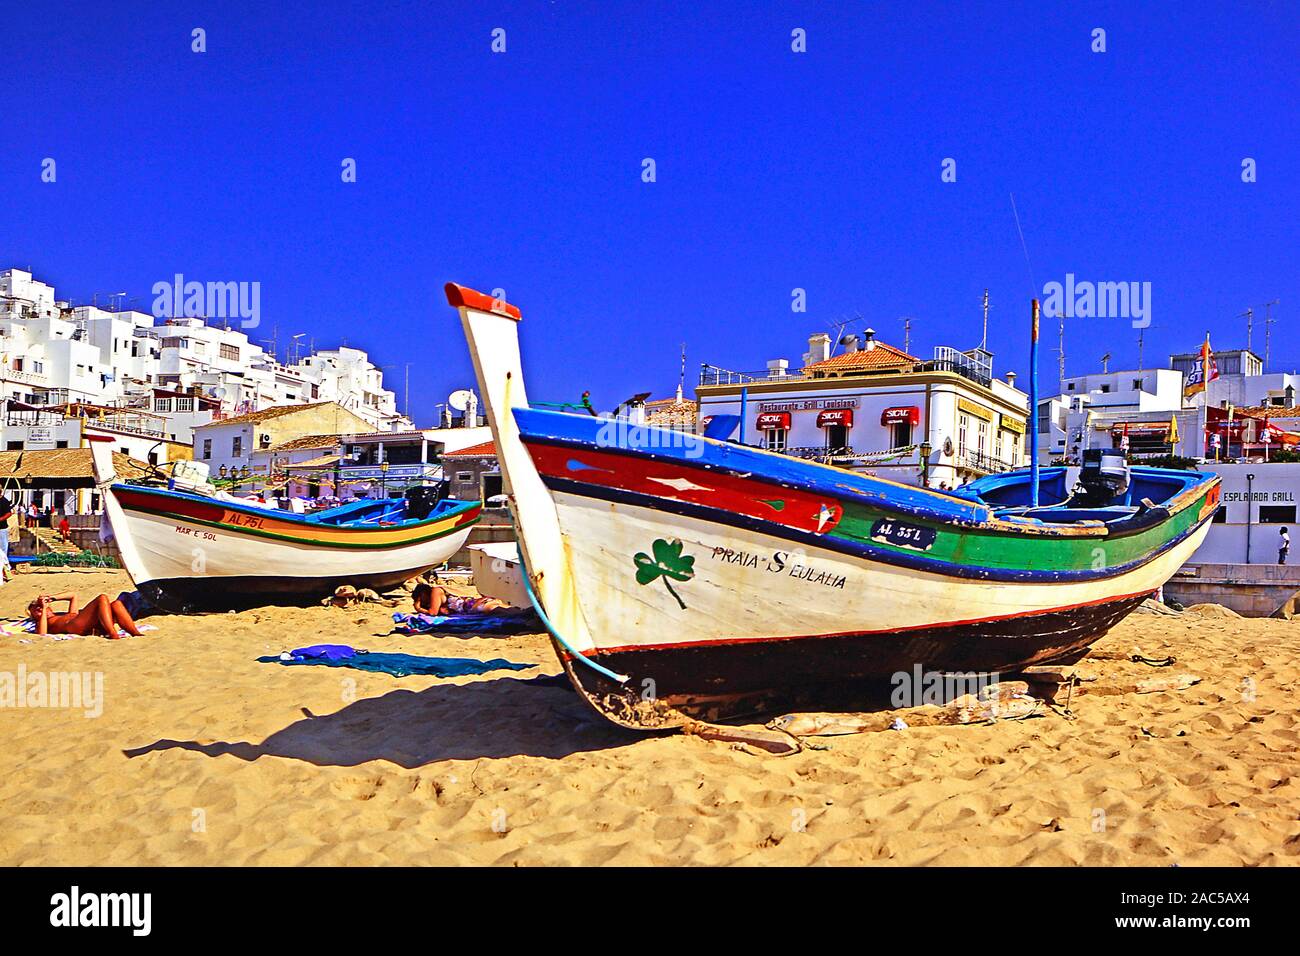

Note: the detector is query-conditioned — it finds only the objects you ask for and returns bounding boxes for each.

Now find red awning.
[881,406,920,426]
[817,408,855,428]
[1111,423,1172,436]
[756,411,791,430]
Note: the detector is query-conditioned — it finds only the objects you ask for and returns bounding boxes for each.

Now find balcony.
[699,364,759,387]
[959,449,1014,475]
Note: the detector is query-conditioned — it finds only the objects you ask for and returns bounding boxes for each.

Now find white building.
[696,331,1030,488]
[1038,347,1300,465]
[1185,462,1298,564]
[296,347,409,431]
[0,268,413,459]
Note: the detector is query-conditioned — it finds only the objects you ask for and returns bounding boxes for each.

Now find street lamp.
[919,441,933,488]
[380,459,390,498]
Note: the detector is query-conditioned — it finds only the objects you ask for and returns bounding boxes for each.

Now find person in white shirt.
[1281,527,1291,566]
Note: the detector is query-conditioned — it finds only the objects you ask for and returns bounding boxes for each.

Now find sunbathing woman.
[29,592,143,638]
[412,580,509,616]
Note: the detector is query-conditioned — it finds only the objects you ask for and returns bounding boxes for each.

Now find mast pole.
[1030,298,1040,507]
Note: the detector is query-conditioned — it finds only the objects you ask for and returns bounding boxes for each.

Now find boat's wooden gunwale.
[519,431,1218,541]
[113,481,479,532]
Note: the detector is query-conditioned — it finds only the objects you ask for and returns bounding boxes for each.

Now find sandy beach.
[1,568,1297,866]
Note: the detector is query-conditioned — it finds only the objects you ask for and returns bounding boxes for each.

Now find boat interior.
[307,495,468,527]
[955,458,1212,529]
[119,479,469,528]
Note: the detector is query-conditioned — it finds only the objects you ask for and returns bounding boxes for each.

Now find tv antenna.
[980,288,989,351]
[900,316,915,354]
[1256,299,1280,370]
[1100,351,1112,374]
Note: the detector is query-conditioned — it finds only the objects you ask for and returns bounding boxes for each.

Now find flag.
[1183,334,1219,398]
[1166,415,1179,444]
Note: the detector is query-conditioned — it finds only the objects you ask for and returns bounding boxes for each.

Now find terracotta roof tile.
[0,448,173,483]
[269,433,344,452]
[804,342,918,373]
[206,402,340,427]
[443,440,497,458]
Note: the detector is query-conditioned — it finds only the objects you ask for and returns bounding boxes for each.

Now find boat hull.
[103,483,479,613]
[538,486,1211,720]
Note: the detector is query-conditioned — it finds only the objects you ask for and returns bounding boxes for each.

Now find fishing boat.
[447,283,1221,728]
[89,438,480,613]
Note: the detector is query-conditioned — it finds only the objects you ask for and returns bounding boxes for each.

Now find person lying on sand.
[28,592,143,639]
[411,581,510,616]
[320,585,397,609]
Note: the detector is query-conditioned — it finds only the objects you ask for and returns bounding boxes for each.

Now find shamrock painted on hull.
[633,538,696,610]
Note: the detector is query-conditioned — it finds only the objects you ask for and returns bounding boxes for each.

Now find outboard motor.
[404,482,447,521]
[1074,448,1130,506]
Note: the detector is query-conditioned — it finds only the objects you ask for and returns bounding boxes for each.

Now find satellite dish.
[448,389,474,412]
[212,386,228,399]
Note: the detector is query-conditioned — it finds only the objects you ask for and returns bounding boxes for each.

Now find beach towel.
[281,643,358,661]
[259,646,535,679]
[391,610,540,635]
[1,619,157,639]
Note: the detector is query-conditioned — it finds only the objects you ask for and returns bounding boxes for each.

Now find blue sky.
[3,1,1296,421]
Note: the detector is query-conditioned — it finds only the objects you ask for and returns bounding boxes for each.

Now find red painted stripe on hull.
[524,441,843,535]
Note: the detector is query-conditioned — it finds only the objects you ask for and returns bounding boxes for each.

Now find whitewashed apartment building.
[0,267,412,460]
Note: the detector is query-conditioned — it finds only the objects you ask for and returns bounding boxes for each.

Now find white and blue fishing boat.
[447,284,1221,728]
[90,438,480,613]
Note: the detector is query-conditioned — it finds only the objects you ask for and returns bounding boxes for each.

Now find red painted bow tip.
[444,283,522,320]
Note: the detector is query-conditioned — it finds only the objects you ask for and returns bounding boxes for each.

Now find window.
[976,419,988,457]
[1132,379,1143,390]
[202,439,212,460]
[890,421,912,449]
[456,471,473,482]
[1099,384,1110,393]
[1259,505,1296,524]
[156,398,173,412]
[5,441,20,451]
[994,430,1004,463]
[55,440,67,448]
[767,428,788,453]
[1067,382,1076,391]
[482,473,504,506]
[1211,506,1228,524]
[220,344,240,362]
[957,413,970,459]
[176,397,194,412]
[825,424,848,452]
[232,436,243,457]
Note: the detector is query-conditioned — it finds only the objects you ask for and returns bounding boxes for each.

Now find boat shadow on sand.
[122,673,633,768]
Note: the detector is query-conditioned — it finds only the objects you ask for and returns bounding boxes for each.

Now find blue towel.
[285,644,358,661]
[259,649,534,678]
[391,611,540,635]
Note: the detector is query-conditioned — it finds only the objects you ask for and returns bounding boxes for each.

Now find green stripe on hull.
[830,490,1208,574]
